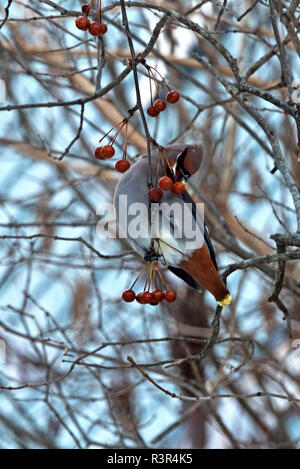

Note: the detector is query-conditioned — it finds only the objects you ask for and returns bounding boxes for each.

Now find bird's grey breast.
[113,159,151,256]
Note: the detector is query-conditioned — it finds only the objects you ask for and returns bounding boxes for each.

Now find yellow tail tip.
[217,294,231,307]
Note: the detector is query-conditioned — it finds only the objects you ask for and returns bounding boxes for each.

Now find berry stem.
[144,263,151,292]
[110,129,120,146]
[148,68,159,100]
[155,260,167,291]
[147,68,154,106]
[151,65,170,91]
[158,238,185,256]
[130,264,146,290]
[99,121,121,144]
[123,122,128,160]
[156,239,168,268]
[154,262,158,289]
[147,262,153,291]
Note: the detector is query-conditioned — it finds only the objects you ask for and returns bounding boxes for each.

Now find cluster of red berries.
[128,58,180,118]
[147,90,181,118]
[149,177,185,202]
[94,119,131,173]
[95,144,115,159]
[122,289,176,305]
[75,2,107,36]
[95,144,130,173]
[121,250,178,306]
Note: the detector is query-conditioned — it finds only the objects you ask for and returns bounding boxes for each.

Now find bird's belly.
[126,229,191,268]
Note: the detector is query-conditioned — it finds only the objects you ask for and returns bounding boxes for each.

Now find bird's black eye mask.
[175,148,190,181]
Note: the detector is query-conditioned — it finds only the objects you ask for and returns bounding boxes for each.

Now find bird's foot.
[144,248,159,263]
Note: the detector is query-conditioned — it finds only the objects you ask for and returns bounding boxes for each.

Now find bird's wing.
[167,189,219,291]
[167,265,201,290]
[181,190,218,270]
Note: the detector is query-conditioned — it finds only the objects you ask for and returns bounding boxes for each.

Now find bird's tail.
[179,245,231,306]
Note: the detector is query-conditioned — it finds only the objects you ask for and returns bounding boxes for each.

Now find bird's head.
[173,143,202,182]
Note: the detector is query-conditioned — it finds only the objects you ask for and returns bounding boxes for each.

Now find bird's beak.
[175,148,190,182]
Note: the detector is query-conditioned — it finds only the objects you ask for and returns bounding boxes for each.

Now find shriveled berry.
[75,17,90,31]
[151,289,163,303]
[147,106,160,117]
[81,3,90,14]
[164,290,177,302]
[173,181,185,195]
[94,146,105,160]
[115,160,130,173]
[154,99,166,112]
[149,187,163,202]
[122,289,136,302]
[89,22,107,36]
[159,176,173,191]
[166,90,180,104]
[141,291,152,304]
[102,145,115,158]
